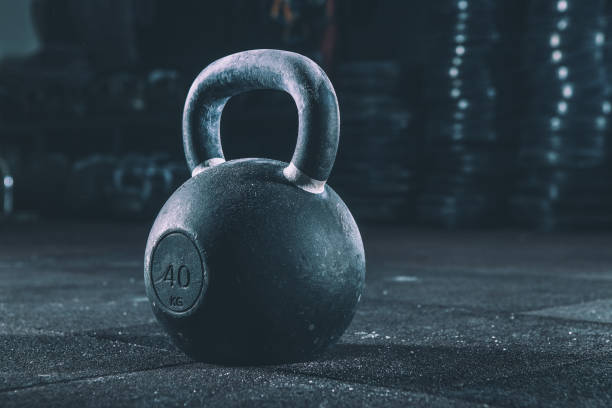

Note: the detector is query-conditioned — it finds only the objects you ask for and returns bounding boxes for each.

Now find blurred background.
[0,0,610,230]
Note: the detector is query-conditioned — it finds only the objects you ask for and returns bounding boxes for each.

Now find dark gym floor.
[2,222,612,407]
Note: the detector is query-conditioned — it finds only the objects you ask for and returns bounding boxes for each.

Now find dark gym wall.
[2,0,610,230]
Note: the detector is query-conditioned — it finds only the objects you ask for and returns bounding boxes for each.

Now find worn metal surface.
[182,49,339,183]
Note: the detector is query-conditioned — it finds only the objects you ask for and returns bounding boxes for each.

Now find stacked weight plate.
[87,69,185,116]
[0,67,186,121]
[330,61,415,223]
[66,154,190,220]
[511,0,612,229]
[417,0,508,228]
[110,154,190,220]
[66,155,118,218]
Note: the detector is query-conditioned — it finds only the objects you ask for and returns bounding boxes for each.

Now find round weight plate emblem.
[150,232,206,313]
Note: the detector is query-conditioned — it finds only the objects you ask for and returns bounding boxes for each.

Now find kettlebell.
[144,49,365,364]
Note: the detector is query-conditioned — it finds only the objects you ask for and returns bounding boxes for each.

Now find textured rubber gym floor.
[2,222,612,407]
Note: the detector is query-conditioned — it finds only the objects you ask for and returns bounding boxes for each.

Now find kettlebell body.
[145,50,365,363]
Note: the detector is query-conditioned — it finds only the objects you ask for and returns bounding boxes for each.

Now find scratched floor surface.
[2,222,612,407]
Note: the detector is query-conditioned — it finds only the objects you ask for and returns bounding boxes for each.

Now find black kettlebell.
[144,49,365,364]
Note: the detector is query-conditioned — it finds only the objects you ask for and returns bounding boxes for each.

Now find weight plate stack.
[66,155,118,218]
[330,61,415,223]
[512,0,612,229]
[88,73,147,115]
[417,0,507,228]
[66,154,190,220]
[145,69,186,114]
[86,69,186,116]
[110,154,190,220]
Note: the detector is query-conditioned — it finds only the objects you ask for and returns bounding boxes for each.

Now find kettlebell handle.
[183,49,339,193]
